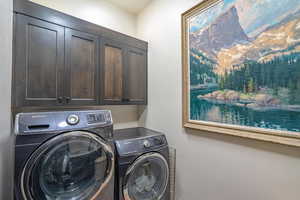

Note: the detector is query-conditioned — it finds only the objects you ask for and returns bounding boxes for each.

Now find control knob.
[143,140,151,148]
[67,114,80,125]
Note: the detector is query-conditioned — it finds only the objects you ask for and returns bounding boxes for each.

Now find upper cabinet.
[100,39,147,105]
[101,39,125,104]
[65,29,99,105]
[13,4,148,109]
[14,15,65,107]
[125,47,147,104]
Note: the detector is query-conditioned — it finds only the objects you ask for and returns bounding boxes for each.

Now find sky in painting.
[190,0,300,37]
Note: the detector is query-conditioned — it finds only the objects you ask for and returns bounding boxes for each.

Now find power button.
[67,114,80,125]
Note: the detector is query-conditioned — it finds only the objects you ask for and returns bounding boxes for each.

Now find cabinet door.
[14,15,65,107]
[65,29,99,105]
[124,47,147,104]
[100,39,125,104]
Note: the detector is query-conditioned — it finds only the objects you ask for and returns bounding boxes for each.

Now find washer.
[114,127,170,200]
[14,110,115,200]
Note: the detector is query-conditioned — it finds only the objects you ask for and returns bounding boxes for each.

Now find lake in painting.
[188,0,300,132]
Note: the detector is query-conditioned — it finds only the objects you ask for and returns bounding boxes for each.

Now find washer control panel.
[15,110,113,135]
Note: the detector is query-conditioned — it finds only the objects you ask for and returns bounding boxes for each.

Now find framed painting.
[182,0,300,146]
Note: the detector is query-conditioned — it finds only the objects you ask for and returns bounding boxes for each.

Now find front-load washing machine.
[114,127,170,200]
[14,110,115,200]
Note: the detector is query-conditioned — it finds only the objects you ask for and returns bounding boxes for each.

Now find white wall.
[31,0,139,129]
[31,0,136,37]
[0,0,13,199]
[137,1,300,200]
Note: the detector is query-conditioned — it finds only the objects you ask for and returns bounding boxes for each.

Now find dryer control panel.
[115,134,168,156]
[15,110,113,135]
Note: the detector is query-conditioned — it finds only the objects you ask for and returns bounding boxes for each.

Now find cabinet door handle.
[65,97,71,104]
[122,98,130,102]
[57,97,63,104]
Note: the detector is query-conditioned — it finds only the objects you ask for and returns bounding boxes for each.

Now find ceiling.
[106,0,152,14]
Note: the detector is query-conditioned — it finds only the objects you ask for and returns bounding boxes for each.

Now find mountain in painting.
[234,0,300,37]
[190,6,249,59]
[215,9,300,74]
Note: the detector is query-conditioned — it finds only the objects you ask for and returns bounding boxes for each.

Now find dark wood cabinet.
[65,29,99,105]
[101,39,125,104]
[13,1,148,109]
[14,15,65,107]
[14,15,101,107]
[100,40,147,105]
[125,47,147,104]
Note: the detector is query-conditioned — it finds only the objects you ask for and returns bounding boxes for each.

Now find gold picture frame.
[182,0,300,147]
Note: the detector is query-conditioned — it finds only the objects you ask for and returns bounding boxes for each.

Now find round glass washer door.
[123,153,169,200]
[21,131,114,200]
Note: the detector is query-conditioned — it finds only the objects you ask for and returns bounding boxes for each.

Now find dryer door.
[21,131,114,200]
[123,153,169,200]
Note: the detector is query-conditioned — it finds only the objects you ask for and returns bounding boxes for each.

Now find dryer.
[114,127,170,200]
[14,110,115,200]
